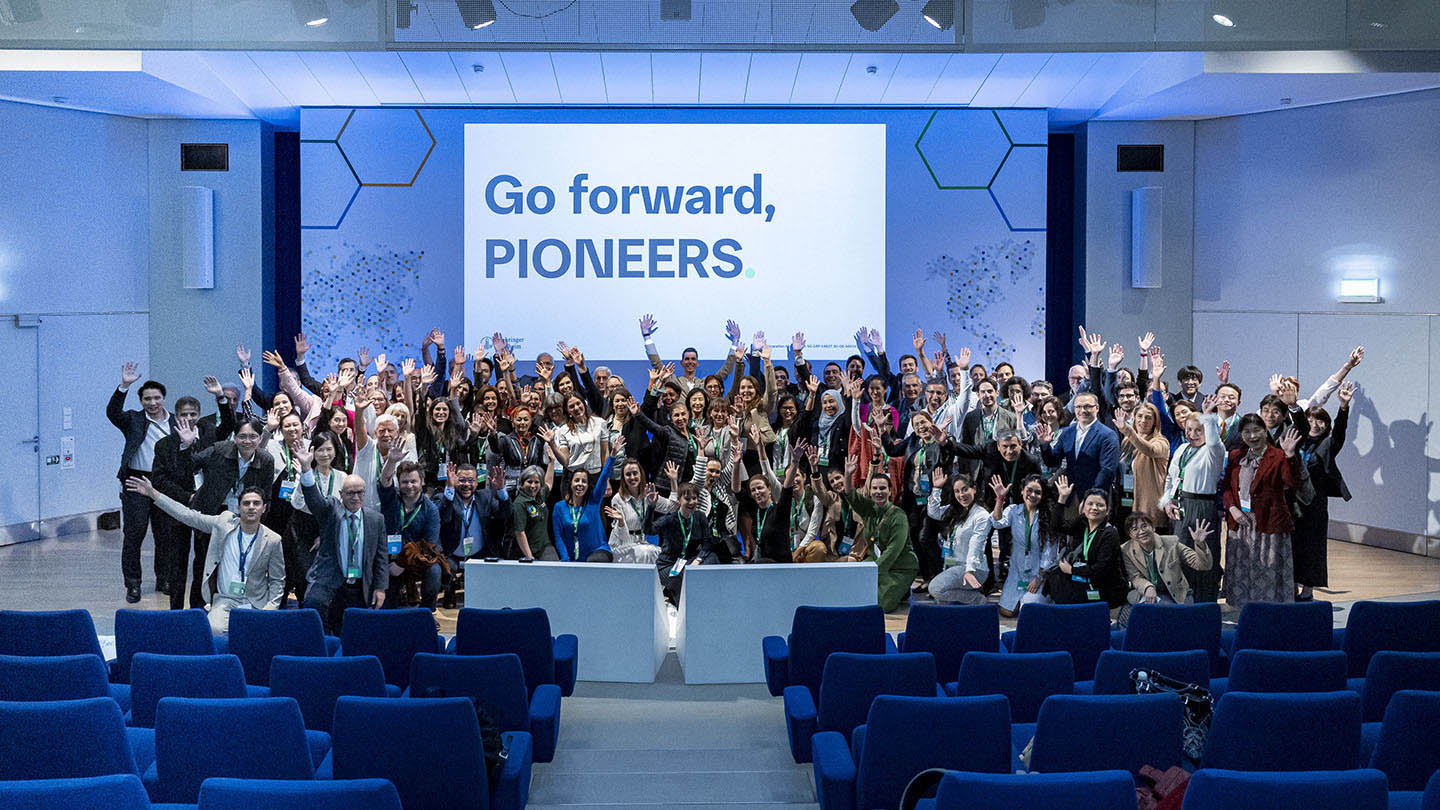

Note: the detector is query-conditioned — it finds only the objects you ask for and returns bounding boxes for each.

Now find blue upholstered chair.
[1366,690,1440,791]
[127,652,248,728]
[1121,602,1226,675]
[198,777,403,810]
[764,605,890,700]
[331,696,532,810]
[268,655,390,733]
[450,607,579,697]
[1385,770,1440,810]
[338,608,443,689]
[0,609,131,711]
[1180,768,1389,810]
[1216,649,1349,695]
[1029,693,1184,775]
[112,608,216,683]
[1224,600,1334,658]
[1085,649,1212,695]
[948,650,1073,723]
[1360,651,1440,722]
[0,653,112,702]
[409,652,562,763]
[1003,602,1111,681]
[785,652,937,764]
[0,774,152,810]
[1339,600,1440,679]
[895,603,999,685]
[225,607,337,686]
[927,770,1138,810]
[146,697,319,804]
[0,698,137,780]
[812,695,1011,810]
[1203,691,1361,771]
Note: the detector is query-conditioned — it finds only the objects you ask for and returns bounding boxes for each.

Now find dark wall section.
[271,131,301,391]
[1045,132,1078,386]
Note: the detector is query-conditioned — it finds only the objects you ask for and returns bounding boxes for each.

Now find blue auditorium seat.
[1182,768,1388,810]
[785,651,937,764]
[331,696,532,810]
[1121,602,1226,675]
[1216,649,1349,695]
[268,655,391,733]
[948,650,1073,723]
[763,605,889,700]
[1224,600,1334,658]
[0,774,153,810]
[0,609,132,711]
[1003,602,1111,681]
[409,652,562,763]
[127,653,248,728]
[928,770,1137,810]
[225,607,336,686]
[811,695,1011,810]
[1339,600,1440,679]
[1366,690,1440,791]
[112,608,216,684]
[147,697,319,805]
[0,653,112,701]
[1029,693,1184,775]
[1360,651,1440,722]
[1385,770,1440,810]
[338,608,443,689]
[197,777,403,810]
[450,607,579,697]
[1085,649,1212,695]
[1203,691,1360,771]
[0,697,137,780]
[895,603,999,685]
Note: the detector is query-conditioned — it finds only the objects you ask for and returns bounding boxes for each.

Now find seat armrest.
[783,685,819,763]
[1001,630,1016,652]
[811,730,859,810]
[763,635,790,696]
[884,634,898,655]
[849,723,868,764]
[305,729,332,772]
[1220,628,1237,659]
[212,635,230,655]
[942,681,959,697]
[324,635,341,655]
[1110,629,1126,649]
[896,631,908,652]
[528,683,563,763]
[493,731,534,810]
[553,634,579,696]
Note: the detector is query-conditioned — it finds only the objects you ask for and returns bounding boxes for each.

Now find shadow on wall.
[1340,389,1437,556]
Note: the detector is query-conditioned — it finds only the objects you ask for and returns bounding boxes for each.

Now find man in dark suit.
[293,441,389,633]
[152,388,237,609]
[436,462,509,608]
[958,378,1018,477]
[1038,392,1121,499]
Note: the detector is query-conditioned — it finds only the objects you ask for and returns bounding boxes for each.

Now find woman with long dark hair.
[551,439,620,563]
[989,473,1056,617]
[1222,414,1303,609]
[1291,381,1355,601]
[287,430,345,607]
[924,469,990,605]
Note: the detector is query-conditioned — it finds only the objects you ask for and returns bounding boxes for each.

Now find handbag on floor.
[1130,667,1214,760]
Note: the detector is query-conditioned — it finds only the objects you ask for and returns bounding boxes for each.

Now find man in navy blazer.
[292,441,389,633]
[1039,392,1120,496]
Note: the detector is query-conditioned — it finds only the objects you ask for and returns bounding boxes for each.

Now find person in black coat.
[151,395,229,610]
[879,411,952,585]
[1292,382,1355,600]
[1047,474,1127,609]
[646,482,730,605]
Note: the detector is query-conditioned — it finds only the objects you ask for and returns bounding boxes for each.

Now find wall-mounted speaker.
[1131,186,1162,289]
[180,186,214,290]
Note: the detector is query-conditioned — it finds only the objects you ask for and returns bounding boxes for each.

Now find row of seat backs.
[0,774,403,810]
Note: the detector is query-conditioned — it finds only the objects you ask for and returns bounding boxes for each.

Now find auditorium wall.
[298,107,1051,386]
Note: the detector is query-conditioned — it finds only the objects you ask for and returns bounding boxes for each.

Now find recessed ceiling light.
[1211,13,1235,26]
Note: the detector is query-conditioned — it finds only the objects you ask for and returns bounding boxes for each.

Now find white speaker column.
[180,185,214,290]
[1130,186,1162,289]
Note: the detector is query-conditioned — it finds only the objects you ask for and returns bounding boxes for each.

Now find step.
[529,767,815,805]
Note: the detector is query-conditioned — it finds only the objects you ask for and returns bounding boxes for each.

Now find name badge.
[1086,588,1101,602]
[941,544,953,559]
[461,536,476,556]
[837,538,853,556]
[1122,472,1135,491]
[436,464,448,481]
[346,566,361,580]
[277,480,295,500]
[669,558,687,577]
[1017,579,1030,590]
[387,534,402,555]
[477,467,487,485]
[227,581,245,597]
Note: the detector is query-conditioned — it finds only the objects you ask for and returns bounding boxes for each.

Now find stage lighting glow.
[922,0,954,30]
[293,0,329,26]
[458,0,497,28]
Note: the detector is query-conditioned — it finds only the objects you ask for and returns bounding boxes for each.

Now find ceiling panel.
[499,52,561,103]
[246,52,330,106]
[450,52,516,103]
[969,52,1052,107]
[926,53,1000,104]
[348,51,423,104]
[299,52,380,107]
[398,51,469,103]
[789,52,850,103]
[698,52,751,103]
[198,51,296,120]
[551,52,608,102]
[835,53,901,103]
[1054,51,1153,114]
[650,52,701,103]
[1015,51,1100,108]
[744,52,802,103]
[882,54,951,104]
[600,52,653,103]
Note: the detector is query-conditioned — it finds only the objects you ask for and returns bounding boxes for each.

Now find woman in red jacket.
[1221,414,1302,609]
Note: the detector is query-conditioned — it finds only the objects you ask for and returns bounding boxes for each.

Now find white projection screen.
[464,123,885,361]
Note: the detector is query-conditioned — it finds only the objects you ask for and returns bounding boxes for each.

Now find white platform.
[675,562,879,684]
[463,560,669,683]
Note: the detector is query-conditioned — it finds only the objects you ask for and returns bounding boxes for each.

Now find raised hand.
[612,434,627,457]
[262,349,287,370]
[989,474,1009,501]
[1107,343,1125,370]
[534,424,555,445]
[844,454,859,479]
[433,331,445,351]
[931,467,949,489]
[1189,518,1213,548]
[356,347,372,369]
[805,376,820,395]
[867,328,884,353]
[451,344,467,367]
[933,331,948,352]
[401,357,416,378]
[759,341,772,362]
[1347,345,1365,368]
[1202,393,1219,414]
[1268,373,1283,395]
[385,441,408,466]
[1150,352,1166,379]
[124,475,156,498]
[937,414,953,435]
[176,419,199,448]
[445,461,459,484]
[1165,503,1183,521]
[1077,325,1092,354]
[646,365,662,389]
[418,365,437,387]
[236,343,252,368]
[489,465,505,490]
[791,332,805,354]
[912,329,926,352]
[237,367,255,397]
[491,332,507,356]
[1216,360,1231,385]
[1054,474,1073,501]
[1035,421,1054,443]
[293,441,314,471]
[603,505,623,522]
[750,331,767,353]
[556,340,571,363]
[203,376,224,397]
[664,460,680,486]
[497,352,514,373]
[639,314,658,338]
[661,361,676,381]
[1279,427,1301,456]
[1338,381,1356,405]
[293,332,310,356]
[336,366,358,391]
[320,374,338,401]
[854,326,870,350]
[120,362,141,388]
[1278,378,1299,407]
[724,319,741,346]
[644,482,659,505]
[955,347,972,368]
[732,342,746,363]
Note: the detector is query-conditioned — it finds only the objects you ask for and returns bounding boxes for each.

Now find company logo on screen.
[481,172,776,280]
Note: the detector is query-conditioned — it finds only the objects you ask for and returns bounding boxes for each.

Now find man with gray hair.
[354,407,403,507]
[292,440,388,633]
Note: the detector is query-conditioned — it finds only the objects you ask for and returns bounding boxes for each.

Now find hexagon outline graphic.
[915,108,1048,233]
[337,109,438,188]
[300,109,361,230]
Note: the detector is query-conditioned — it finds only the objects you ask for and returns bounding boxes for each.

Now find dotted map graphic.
[926,237,1043,362]
[301,243,425,371]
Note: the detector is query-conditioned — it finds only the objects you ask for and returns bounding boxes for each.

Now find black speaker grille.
[181,143,229,172]
[1117,145,1164,172]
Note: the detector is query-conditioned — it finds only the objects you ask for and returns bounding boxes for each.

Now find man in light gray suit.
[293,441,389,633]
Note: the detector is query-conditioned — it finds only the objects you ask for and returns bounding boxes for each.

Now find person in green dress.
[844,443,920,612]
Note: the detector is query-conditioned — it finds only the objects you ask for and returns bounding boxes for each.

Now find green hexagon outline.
[299,112,362,230]
[916,109,1049,232]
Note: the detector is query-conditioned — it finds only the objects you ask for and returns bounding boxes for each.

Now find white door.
[0,318,39,535]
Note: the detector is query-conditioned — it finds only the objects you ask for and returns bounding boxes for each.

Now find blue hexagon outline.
[915,108,1048,233]
[337,108,437,188]
[300,109,361,230]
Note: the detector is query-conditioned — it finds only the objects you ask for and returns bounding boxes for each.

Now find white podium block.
[463,560,668,683]
[676,562,878,684]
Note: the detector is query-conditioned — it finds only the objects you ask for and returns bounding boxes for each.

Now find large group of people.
[107,316,1363,631]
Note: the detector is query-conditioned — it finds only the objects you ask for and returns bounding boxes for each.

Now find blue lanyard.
[236,529,258,581]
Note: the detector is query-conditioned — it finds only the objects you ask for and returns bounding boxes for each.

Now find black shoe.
[125,585,142,604]
[155,579,169,595]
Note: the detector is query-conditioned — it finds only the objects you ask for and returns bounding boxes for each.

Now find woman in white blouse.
[553,394,610,477]
[604,459,665,565]
[989,473,1056,617]
[925,470,991,605]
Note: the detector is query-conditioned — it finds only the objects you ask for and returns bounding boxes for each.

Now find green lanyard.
[1145,548,1159,584]
[399,500,422,532]
[1022,508,1035,555]
[568,503,583,558]
[757,505,772,541]
[282,444,295,479]
[679,514,693,549]
[914,445,928,491]
[1081,527,1099,559]
[1175,444,1200,491]
[323,470,337,498]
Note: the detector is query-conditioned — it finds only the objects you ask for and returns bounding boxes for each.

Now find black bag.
[898,768,950,810]
[1129,667,1214,760]
[423,688,509,780]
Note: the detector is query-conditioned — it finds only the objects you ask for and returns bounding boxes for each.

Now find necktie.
[347,514,360,575]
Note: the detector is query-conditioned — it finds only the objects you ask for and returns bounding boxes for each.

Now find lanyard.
[568,503,583,558]
[399,500,423,532]
[323,470,337,498]
[1022,508,1035,555]
[687,433,698,457]
[679,514,693,548]
[914,445,927,490]
[282,443,295,477]
[1081,527,1099,560]
[1006,459,1019,486]
[236,529,258,581]
[460,500,475,534]
[757,504,772,540]
[1176,444,1200,491]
